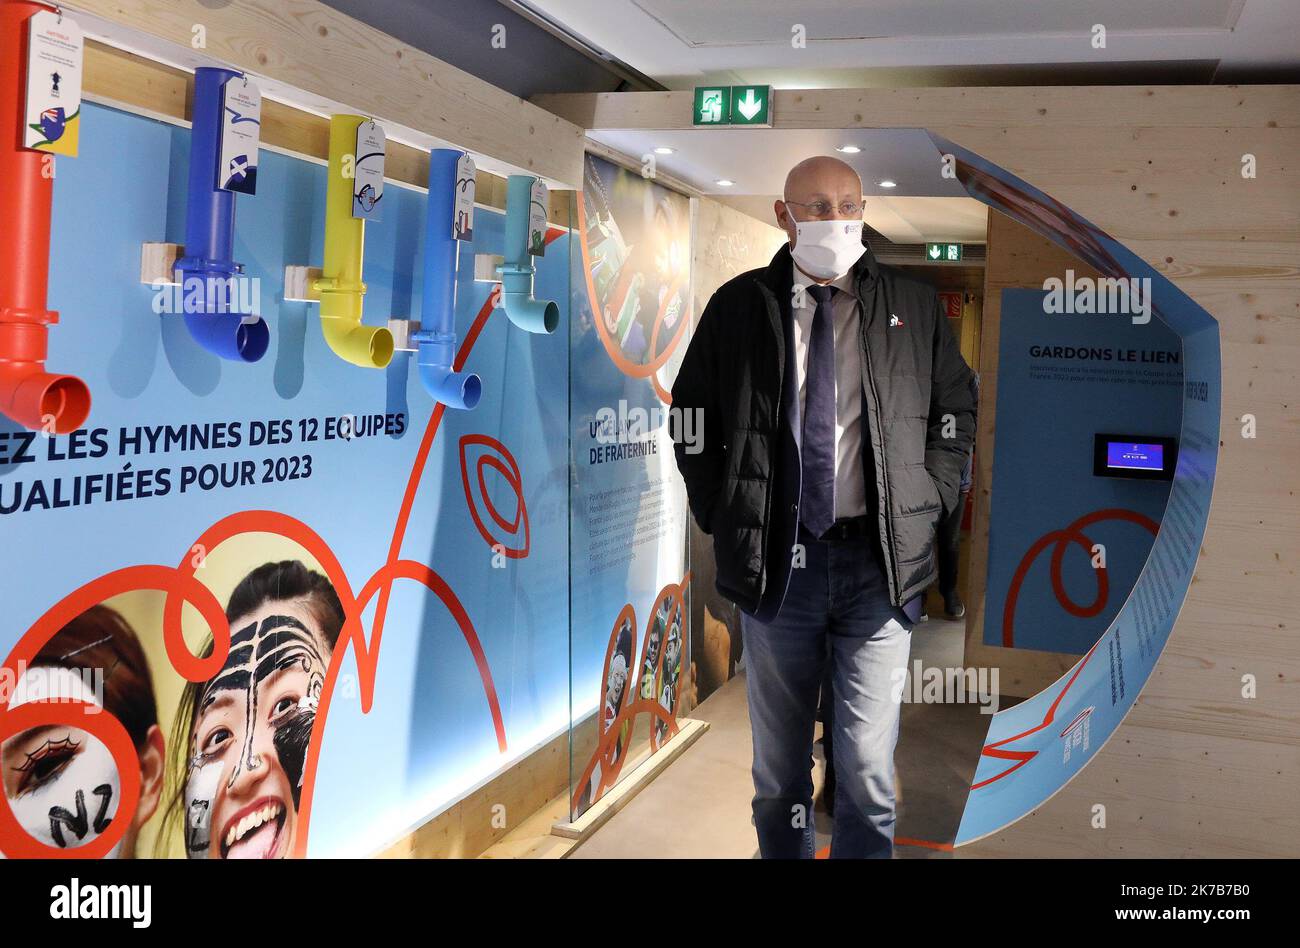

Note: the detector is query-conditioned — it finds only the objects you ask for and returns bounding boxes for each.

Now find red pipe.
[0,0,90,433]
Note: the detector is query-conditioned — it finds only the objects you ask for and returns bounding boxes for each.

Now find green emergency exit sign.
[692,85,772,126]
[926,242,963,262]
[693,86,731,125]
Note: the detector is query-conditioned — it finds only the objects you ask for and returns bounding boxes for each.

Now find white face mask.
[789,218,865,281]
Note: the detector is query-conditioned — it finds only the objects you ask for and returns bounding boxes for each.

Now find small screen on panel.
[1106,442,1163,472]
[1093,434,1177,480]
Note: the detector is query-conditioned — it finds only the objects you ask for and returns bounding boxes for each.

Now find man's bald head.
[783,156,862,204]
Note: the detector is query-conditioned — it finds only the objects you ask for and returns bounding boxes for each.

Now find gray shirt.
[790,265,867,519]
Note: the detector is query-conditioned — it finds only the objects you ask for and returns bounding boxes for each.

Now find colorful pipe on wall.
[314,114,394,369]
[0,0,91,433]
[176,66,270,363]
[413,149,481,410]
[500,175,559,335]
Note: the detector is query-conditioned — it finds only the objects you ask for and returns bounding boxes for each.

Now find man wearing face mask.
[671,156,975,858]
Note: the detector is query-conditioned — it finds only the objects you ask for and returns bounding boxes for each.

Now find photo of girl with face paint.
[2,606,165,858]
[157,560,343,859]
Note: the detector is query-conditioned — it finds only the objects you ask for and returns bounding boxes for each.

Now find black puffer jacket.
[671,244,976,618]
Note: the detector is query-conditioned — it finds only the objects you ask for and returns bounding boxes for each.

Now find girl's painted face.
[2,667,123,856]
[184,601,330,860]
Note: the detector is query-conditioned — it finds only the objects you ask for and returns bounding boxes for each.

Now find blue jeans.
[741,530,913,858]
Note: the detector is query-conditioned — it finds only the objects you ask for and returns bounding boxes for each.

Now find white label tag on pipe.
[453,154,476,241]
[527,178,548,257]
[352,120,386,220]
[23,9,83,156]
[217,77,261,194]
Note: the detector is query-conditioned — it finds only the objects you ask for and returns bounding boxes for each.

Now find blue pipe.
[413,149,481,410]
[175,66,269,362]
[500,174,559,335]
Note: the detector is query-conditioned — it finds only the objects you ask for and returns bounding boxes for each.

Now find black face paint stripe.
[254,614,312,640]
[216,644,256,673]
[255,628,324,667]
[199,671,253,718]
[200,614,327,791]
[253,651,311,686]
[252,626,324,688]
[272,708,315,810]
[200,616,321,704]
[196,618,260,710]
[229,619,259,648]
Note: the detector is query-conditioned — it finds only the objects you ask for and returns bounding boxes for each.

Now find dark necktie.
[801,284,837,538]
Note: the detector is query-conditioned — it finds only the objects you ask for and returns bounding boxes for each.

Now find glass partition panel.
[568,153,694,821]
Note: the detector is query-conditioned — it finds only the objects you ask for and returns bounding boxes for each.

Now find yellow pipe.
[314,114,394,368]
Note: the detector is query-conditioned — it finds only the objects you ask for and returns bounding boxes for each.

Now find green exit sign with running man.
[693,86,731,125]
[926,242,964,262]
[692,85,772,127]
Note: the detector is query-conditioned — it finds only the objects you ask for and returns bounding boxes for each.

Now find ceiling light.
[654,146,675,155]
[878,179,897,188]
[836,145,861,154]
[715,179,735,187]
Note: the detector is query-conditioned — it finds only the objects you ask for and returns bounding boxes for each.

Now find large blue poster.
[0,101,572,858]
[983,289,1183,655]
[567,154,693,817]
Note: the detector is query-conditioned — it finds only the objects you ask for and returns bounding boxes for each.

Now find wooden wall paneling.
[691,197,787,318]
[81,41,572,224]
[532,86,1300,133]
[584,137,705,202]
[66,0,584,186]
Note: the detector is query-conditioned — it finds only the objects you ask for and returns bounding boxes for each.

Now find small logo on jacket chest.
[889,313,904,327]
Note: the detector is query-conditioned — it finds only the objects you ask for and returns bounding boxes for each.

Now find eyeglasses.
[784,199,863,218]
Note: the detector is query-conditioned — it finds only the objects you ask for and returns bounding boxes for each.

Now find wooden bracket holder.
[474,253,504,283]
[387,318,421,353]
[283,265,324,302]
[140,242,183,285]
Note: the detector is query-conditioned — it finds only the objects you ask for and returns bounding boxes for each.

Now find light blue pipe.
[500,174,559,335]
[413,149,481,410]
[176,66,269,362]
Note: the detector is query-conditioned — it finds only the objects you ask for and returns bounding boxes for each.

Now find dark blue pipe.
[413,149,480,410]
[175,66,269,362]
